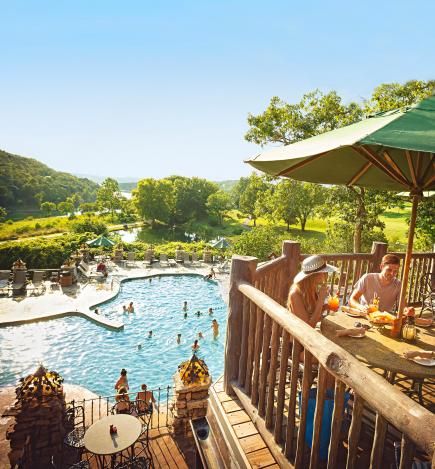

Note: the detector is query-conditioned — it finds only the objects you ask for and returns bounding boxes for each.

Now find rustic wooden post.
[370,241,388,273]
[224,255,257,394]
[280,241,301,305]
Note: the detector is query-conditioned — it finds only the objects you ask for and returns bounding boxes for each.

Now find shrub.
[71,219,108,236]
[34,223,42,230]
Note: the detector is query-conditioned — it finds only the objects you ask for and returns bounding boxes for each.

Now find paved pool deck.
[0,262,229,330]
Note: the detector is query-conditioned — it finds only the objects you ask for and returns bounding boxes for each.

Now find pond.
[0,275,227,396]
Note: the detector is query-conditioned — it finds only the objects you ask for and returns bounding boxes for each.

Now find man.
[349,254,402,313]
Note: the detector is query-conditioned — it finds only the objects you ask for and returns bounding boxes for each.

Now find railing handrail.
[237,279,435,457]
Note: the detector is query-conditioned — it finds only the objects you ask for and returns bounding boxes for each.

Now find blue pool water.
[0,275,227,396]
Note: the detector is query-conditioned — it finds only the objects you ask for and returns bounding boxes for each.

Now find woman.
[192,339,200,352]
[114,387,130,414]
[114,368,129,391]
[287,255,338,328]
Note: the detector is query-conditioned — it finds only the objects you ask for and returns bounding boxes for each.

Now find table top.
[84,414,142,456]
[321,311,435,379]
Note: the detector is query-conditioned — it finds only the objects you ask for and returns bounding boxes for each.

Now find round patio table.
[321,311,435,380]
[84,414,142,468]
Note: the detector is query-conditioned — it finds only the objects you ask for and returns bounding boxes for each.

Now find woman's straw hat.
[293,255,338,284]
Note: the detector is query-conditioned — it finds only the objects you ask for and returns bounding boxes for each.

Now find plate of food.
[368,311,396,324]
[341,306,366,318]
[411,357,435,367]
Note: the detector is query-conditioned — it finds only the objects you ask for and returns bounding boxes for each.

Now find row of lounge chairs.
[0,270,47,295]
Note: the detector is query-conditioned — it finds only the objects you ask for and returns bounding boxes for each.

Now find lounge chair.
[168,257,178,267]
[30,271,46,295]
[183,252,191,266]
[10,270,28,292]
[217,259,231,274]
[191,252,200,266]
[175,250,184,263]
[77,261,104,281]
[159,254,170,267]
[126,252,136,267]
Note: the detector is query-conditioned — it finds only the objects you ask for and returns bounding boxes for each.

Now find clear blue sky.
[1,1,434,181]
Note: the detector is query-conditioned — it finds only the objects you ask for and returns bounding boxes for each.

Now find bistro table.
[84,414,142,468]
[321,311,435,381]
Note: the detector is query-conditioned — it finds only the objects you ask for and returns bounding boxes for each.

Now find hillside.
[0,149,99,212]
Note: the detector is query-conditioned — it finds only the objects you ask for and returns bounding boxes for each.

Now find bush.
[71,219,108,236]
[34,223,42,230]
[232,226,283,261]
[0,233,90,269]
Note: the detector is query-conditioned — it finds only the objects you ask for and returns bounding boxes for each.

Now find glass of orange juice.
[327,295,340,313]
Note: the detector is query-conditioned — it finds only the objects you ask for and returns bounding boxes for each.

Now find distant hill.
[0,149,99,212]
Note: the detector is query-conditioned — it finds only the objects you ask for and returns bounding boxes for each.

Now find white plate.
[345,312,364,318]
[411,357,435,366]
[348,332,365,338]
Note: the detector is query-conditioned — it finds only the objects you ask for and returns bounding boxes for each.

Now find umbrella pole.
[397,194,420,318]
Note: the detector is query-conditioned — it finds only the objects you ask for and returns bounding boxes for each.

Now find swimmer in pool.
[182,301,188,311]
[212,319,219,338]
[192,339,200,352]
[177,333,182,344]
[127,302,134,313]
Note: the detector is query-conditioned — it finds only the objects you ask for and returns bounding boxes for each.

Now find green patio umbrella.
[246,94,435,318]
[210,238,231,249]
[86,235,115,248]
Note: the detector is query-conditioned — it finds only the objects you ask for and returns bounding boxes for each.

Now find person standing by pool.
[127,302,134,313]
[114,368,129,391]
[212,319,219,338]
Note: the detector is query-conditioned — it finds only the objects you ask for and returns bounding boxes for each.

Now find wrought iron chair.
[419,272,435,318]
[63,405,86,464]
[110,399,136,415]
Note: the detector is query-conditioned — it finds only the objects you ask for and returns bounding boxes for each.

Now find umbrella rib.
[405,150,418,187]
[347,161,372,186]
[423,173,435,189]
[276,151,329,177]
[382,150,412,186]
[352,146,407,187]
[419,154,434,188]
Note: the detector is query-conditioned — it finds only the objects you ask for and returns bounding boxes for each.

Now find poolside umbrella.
[246,94,435,318]
[86,235,115,248]
[210,237,231,249]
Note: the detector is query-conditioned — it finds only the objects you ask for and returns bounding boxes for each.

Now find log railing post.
[370,241,388,273]
[224,255,257,394]
[280,241,301,306]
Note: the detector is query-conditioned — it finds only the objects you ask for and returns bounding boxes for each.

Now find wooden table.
[84,414,142,468]
[321,311,435,380]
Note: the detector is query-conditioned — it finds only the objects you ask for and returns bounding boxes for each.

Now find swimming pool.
[0,275,227,396]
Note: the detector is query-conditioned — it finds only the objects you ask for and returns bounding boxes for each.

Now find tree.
[231,176,251,209]
[57,200,74,216]
[79,202,98,213]
[327,186,402,252]
[232,226,282,261]
[97,178,123,220]
[0,207,7,222]
[206,191,232,225]
[364,80,435,114]
[238,173,271,226]
[289,181,325,231]
[415,195,435,250]
[245,90,363,146]
[40,201,57,216]
[133,178,174,227]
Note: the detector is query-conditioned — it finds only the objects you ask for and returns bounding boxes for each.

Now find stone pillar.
[172,372,212,438]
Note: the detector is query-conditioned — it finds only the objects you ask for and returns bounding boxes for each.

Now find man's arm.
[349,289,368,312]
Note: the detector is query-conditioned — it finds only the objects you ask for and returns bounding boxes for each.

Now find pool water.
[0,275,227,396]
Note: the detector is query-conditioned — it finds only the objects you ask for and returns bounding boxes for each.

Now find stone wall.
[172,373,211,437]
[5,395,66,468]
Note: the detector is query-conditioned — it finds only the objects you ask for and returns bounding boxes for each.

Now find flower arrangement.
[178,355,209,386]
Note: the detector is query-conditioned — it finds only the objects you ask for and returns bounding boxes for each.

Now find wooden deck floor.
[213,377,279,469]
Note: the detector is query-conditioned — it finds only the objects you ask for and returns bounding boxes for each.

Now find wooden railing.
[224,241,435,468]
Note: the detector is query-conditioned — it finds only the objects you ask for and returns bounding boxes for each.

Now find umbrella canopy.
[246,95,435,317]
[86,235,115,248]
[210,238,231,249]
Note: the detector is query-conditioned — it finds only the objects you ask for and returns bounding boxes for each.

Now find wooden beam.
[382,149,411,186]
[277,151,329,177]
[347,161,372,186]
[419,153,434,187]
[353,146,408,187]
[405,150,418,188]
[423,172,435,189]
